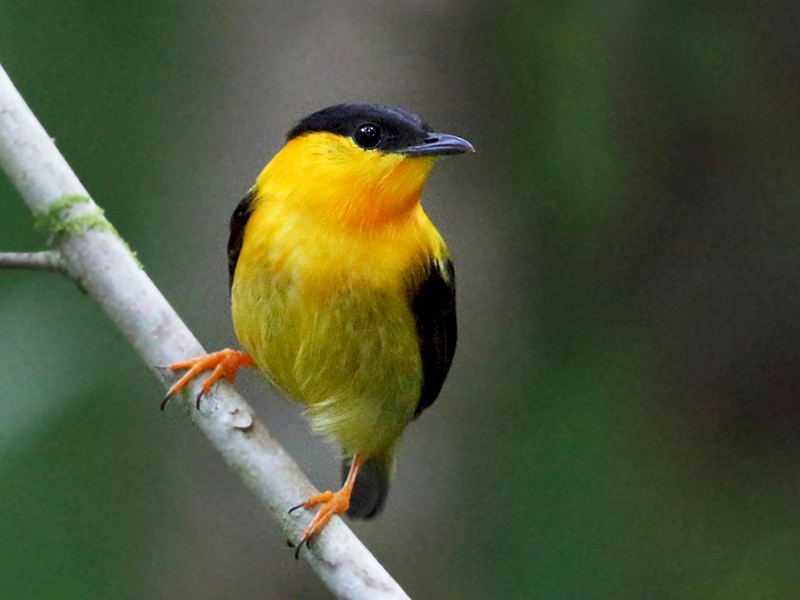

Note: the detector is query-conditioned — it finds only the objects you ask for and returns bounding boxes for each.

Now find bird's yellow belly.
[231,266,422,457]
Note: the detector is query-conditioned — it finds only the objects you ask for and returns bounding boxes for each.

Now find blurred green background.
[3,2,800,598]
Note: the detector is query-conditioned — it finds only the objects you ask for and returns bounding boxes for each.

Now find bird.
[162,103,474,551]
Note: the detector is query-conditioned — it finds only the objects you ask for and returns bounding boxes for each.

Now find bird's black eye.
[353,123,381,149]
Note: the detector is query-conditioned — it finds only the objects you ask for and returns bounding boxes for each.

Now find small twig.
[0,250,65,272]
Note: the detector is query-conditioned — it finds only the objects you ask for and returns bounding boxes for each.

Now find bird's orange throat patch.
[254,132,435,231]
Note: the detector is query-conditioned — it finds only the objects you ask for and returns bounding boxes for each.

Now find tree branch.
[0,63,410,600]
[0,250,65,272]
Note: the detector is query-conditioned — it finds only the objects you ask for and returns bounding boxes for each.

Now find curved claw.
[294,538,307,560]
[160,392,173,411]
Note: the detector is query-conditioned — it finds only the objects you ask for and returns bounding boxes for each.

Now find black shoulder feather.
[228,188,256,288]
[410,257,457,417]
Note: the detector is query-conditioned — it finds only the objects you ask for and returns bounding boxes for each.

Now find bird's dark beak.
[401,133,475,157]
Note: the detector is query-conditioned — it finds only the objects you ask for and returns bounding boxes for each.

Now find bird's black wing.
[227,188,256,289]
[410,257,457,417]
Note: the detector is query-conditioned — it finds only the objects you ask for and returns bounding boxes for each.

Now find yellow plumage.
[165,103,472,542]
[231,132,448,458]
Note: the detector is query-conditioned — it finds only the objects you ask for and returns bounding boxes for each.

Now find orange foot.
[289,455,363,558]
[161,348,255,410]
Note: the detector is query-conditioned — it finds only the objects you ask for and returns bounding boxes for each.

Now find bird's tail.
[344,455,392,519]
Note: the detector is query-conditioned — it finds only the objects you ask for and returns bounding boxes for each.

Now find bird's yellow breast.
[230,133,447,456]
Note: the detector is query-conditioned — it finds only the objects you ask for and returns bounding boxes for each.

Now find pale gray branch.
[0,63,410,600]
[0,250,65,272]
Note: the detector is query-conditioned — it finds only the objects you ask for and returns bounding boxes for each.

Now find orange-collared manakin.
[163,103,474,550]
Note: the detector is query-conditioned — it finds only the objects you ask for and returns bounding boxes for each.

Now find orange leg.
[289,455,363,558]
[161,348,255,410]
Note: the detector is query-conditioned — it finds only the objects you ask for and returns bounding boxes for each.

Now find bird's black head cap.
[287,103,434,153]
